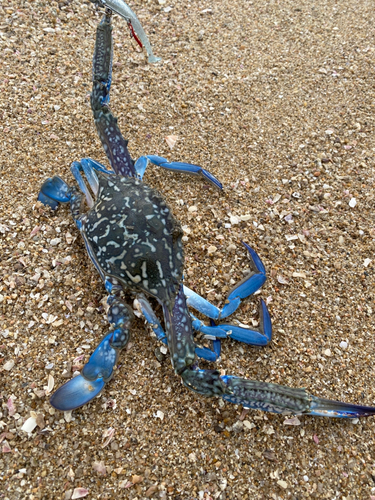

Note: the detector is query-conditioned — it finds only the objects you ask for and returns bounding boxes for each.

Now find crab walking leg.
[193,338,222,363]
[184,242,267,321]
[134,294,167,344]
[134,155,223,190]
[91,11,137,178]
[135,294,222,362]
[70,162,95,208]
[191,299,272,346]
[50,293,134,411]
[220,376,375,418]
[73,160,100,197]
[90,0,161,63]
[82,157,115,175]
[161,288,375,418]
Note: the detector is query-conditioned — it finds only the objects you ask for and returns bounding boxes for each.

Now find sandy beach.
[1,0,375,498]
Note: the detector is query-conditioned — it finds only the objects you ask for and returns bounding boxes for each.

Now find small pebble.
[50,238,61,246]
[277,480,288,489]
[3,360,15,371]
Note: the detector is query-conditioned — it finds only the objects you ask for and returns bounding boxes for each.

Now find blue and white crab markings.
[81,173,184,310]
[132,243,271,363]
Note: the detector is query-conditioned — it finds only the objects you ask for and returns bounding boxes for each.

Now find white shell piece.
[21,416,37,434]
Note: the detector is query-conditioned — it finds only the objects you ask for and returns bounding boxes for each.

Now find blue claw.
[81,333,118,381]
[50,333,119,411]
[37,191,60,210]
[50,374,105,411]
[39,176,71,204]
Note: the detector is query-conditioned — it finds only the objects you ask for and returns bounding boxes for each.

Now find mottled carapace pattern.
[84,172,184,311]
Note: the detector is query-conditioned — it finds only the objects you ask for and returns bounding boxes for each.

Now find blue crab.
[38,1,375,419]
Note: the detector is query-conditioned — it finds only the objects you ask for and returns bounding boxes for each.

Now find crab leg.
[193,338,222,363]
[70,162,95,208]
[136,295,270,362]
[134,155,223,190]
[162,284,230,396]
[191,298,272,346]
[81,157,115,175]
[184,242,267,321]
[135,294,222,362]
[91,11,137,178]
[162,287,375,418]
[90,0,161,64]
[50,291,134,411]
[221,376,375,418]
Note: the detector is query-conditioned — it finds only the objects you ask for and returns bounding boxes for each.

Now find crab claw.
[50,333,118,411]
[50,374,105,411]
[37,192,60,210]
[38,176,71,209]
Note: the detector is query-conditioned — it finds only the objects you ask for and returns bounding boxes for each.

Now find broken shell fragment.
[71,488,89,499]
[21,416,37,434]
